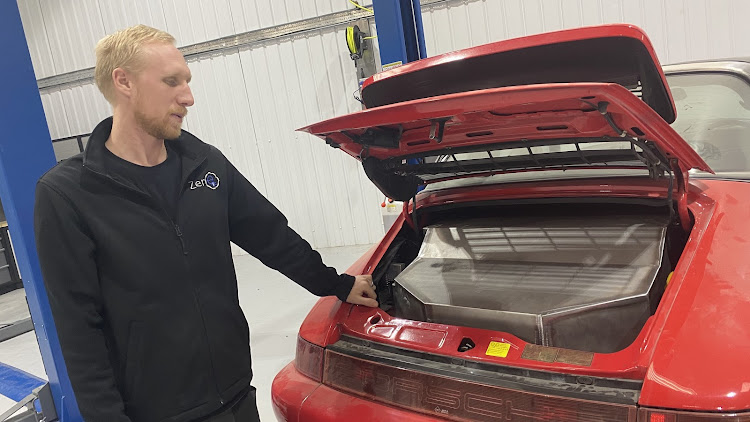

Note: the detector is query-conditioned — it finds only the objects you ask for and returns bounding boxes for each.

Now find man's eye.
[165,78,178,86]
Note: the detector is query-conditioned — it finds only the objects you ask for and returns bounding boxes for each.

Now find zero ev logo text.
[190,172,220,190]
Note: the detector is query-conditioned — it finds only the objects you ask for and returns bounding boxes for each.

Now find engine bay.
[373,201,687,353]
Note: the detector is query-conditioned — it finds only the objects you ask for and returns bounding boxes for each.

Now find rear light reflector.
[324,349,637,421]
[294,336,324,383]
[640,409,750,421]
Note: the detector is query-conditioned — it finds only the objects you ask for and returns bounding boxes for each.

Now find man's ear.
[112,67,133,99]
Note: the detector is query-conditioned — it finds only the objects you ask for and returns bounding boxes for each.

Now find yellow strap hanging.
[348,0,374,13]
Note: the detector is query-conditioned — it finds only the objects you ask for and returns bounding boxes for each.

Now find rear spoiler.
[362,25,676,123]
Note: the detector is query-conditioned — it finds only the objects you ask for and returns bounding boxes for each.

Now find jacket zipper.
[83,161,226,405]
[173,223,187,255]
[170,205,225,406]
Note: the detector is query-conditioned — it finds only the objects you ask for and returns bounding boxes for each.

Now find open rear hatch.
[301,25,710,217]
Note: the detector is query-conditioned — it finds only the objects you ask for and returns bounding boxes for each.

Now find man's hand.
[346,275,378,307]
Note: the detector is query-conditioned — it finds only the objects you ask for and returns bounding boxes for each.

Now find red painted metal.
[639,408,750,421]
[275,178,750,416]
[300,83,710,176]
[638,180,750,411]
[271,362,320,422]
[273,363,445,421]
[339,301,650,379]
[414,177,674,208]
[296,296,346,348]
[422,166,650,185]
[361,24,672,111]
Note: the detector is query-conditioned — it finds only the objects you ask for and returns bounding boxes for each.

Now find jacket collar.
[83,117,211,190]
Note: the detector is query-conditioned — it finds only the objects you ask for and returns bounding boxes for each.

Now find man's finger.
[363,286,377,299]
[347,275,379,307]
[352,296,379,308]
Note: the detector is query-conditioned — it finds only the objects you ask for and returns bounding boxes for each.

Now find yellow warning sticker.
[486,341,511,358]
[382,61,403,71]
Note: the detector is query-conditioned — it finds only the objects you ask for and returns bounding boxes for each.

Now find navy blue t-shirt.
[104,143,182,219]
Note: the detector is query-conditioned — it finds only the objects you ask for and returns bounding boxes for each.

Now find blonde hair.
[94,24,176,104]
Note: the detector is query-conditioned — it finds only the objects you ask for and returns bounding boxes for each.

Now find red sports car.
[272,24,750,421]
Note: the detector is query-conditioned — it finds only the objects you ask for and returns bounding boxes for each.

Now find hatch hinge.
[671,158,691,231]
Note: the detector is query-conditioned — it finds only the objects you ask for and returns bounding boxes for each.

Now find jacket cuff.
[333,274,356,302]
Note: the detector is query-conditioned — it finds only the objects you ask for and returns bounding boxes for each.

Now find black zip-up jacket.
[34,117,355,422]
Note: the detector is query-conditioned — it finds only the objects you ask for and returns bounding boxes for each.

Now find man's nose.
[178,84,194,107]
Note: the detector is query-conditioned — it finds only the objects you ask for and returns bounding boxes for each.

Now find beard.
[134,105,187,140]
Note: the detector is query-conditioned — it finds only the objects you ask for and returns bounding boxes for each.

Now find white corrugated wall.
[420,0,750,63]
[181,33,385,249]
[18,0,750,249]
[19,0,359,79]
[20,0,386,250]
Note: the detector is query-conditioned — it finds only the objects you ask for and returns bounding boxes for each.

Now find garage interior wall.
[18,0,750,251]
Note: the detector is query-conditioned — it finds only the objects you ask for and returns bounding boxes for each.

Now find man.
[34,24,378,422]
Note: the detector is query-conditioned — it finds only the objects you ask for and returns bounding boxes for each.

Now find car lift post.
[0,2,83,421]
[371,0,427,167]
[372,0,427,70]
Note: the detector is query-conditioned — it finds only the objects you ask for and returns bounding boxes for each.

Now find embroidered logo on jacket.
[190,172,220,190]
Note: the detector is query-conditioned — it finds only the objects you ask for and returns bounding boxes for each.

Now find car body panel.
[414,177,674,210]
[279,179,750,416]
[272,363,445,421]
[271,363,320,422]
[301,83,710,175]
[638,179,750,411]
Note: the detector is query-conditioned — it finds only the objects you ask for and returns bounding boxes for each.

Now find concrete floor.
[0,289,30,324]
[0,243,375,421]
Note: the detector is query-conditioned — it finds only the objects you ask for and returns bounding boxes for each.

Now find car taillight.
[294,336,324,383]
[640,409,750,421]
[323,349,637,421]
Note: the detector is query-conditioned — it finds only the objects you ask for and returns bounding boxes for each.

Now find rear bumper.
[271,362,443,422]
